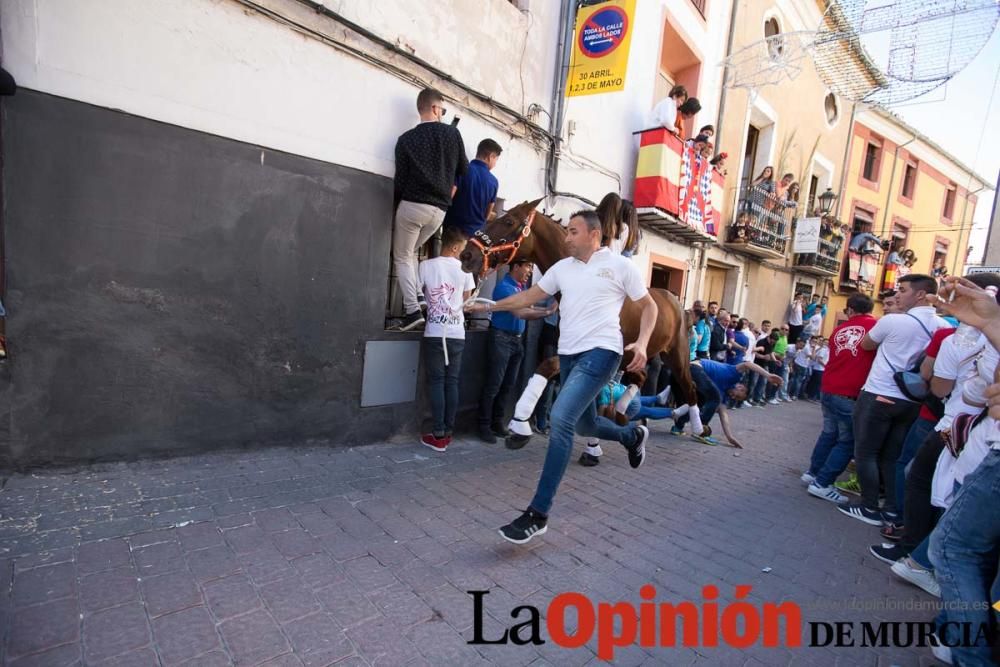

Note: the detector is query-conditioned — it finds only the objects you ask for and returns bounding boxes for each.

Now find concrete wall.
[0,90,446,466]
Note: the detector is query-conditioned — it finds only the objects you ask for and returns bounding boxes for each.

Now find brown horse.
[460,199,697,448]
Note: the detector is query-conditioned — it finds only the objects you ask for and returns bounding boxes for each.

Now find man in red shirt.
[801,293,877,502]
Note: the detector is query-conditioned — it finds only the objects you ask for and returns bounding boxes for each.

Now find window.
[824,93,839,125]
[943,184,957,220]
[764,18,783,59]
[901,162,917,200]
[807,175,819,215]
[862,141,881,182]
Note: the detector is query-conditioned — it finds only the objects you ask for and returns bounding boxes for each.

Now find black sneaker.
[498,508,548,544]
[869,543,907,565]
[478,426,497,444]
[837,503,884,526]
[491,422,510,437]
[578,452,600,467]
[397,310,425,332]
[627,425,648,469]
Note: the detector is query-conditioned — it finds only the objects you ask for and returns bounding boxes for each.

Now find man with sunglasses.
[393,87,469,331]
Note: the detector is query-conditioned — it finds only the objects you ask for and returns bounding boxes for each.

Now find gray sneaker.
[800,472,816,486]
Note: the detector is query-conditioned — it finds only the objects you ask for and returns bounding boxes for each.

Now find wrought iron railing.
[726,184,795,255]
[794,237,842,273]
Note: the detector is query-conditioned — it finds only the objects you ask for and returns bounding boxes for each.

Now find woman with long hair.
[618,199,640,256]
[751,165,774,188]
[594,192,623,251]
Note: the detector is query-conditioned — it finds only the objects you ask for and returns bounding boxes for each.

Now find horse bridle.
[467,210,537,280]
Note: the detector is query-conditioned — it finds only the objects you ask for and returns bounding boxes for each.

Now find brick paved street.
[0,402,943,666]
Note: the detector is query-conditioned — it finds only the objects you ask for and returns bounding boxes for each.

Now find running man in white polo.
[467,210,658,544]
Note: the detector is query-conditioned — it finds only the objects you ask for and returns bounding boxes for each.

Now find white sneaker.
[808,483,848,504]
[890,557,941,598]
[800,472,816,486]
[768,398,780,405]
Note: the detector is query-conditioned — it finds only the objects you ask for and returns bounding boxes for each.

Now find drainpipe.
[545,0,595,206]
[833,104,858,221]
[953,183,989,276]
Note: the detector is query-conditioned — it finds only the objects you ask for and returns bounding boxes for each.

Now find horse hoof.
[505,434,530,450]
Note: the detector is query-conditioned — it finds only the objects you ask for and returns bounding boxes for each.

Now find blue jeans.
[422,337,465,436]
[789,364,810,398]
[675,363,722,430]
[750,364,769,402]
[478,328,524,428]
[634,396,672,421]
[808,393,856,488]
[529,348,636,515]
[805,370,823,400]
[929,450,1000,667]
[895,416,935,514]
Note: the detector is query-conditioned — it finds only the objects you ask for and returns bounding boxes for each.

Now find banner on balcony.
[792,217,821,254]
[567,0,635,97]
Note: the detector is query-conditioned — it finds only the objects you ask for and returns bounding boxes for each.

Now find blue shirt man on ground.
[477,260,555,443]
[443,138,502,238]
[672,359,781,448]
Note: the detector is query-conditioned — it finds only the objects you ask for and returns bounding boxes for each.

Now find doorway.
[740,125,760,192]
[704,266,727,305]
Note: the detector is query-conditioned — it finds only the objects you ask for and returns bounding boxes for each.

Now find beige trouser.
[393,200,445,314]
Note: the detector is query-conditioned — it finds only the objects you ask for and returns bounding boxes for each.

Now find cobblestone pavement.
[0,401,943,666]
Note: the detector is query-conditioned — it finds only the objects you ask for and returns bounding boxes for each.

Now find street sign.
[567,0,636,97]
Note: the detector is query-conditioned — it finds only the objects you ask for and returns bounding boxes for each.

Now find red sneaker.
[420,433,447,452]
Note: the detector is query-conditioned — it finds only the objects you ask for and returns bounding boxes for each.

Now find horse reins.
[467,210,537,281]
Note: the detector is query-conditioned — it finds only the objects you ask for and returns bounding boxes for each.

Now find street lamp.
[817,188,838,216]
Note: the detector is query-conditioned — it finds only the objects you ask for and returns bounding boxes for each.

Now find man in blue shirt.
[672,358,781,447]
[443,139,502,238]
[803,294,828,321]
[477,260,555,443]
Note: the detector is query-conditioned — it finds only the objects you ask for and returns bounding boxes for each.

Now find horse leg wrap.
[614,384,640,415]
[509,374,547,437]
[688,404,704,435]
[585,439,603,457]
[671,404,690,419]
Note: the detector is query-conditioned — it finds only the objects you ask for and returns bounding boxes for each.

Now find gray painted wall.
[0,91,499,469]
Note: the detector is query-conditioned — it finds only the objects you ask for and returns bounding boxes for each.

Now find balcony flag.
[567,0,636,97]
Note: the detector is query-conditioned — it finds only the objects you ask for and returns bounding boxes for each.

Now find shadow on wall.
[0,90,422,469]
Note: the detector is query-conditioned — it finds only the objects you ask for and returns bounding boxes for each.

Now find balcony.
[724,185,793,260]
[634,128,719,244]
[795,237,843,276]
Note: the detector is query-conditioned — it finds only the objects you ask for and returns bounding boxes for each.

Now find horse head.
[460,197,544,277]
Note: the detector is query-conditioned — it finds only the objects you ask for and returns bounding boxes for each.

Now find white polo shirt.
[863,306,949,401]
[537,248,648,355]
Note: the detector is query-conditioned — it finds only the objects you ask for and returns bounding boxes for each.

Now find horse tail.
[666,292,698,407]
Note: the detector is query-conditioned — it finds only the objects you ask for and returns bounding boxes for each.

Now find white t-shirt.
[811,346,829,371]
[537,248,648,355]
[794,344,813,368]
[419,256,475,340]
[933,334,984,432]
[787,302,803,326]
[863,306,949,401]
[647,97,678,131]
[954,419,991,485]
[804,313,823,336]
